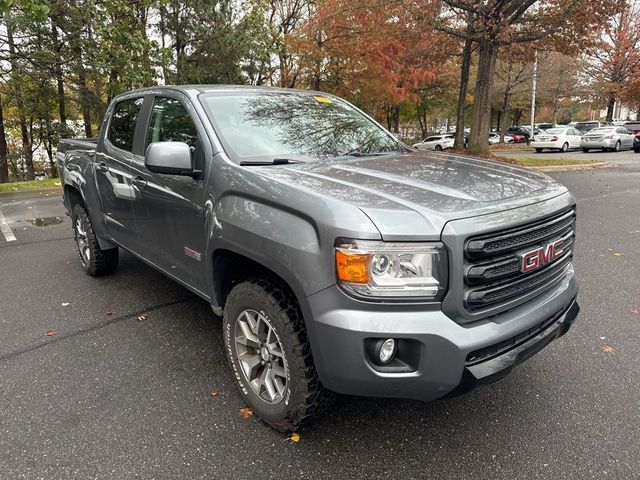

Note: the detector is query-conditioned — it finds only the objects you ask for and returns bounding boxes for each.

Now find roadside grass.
[0,178,62,194]
[448,148,604,168]
[507,157,603,167]
[489,143,529,151]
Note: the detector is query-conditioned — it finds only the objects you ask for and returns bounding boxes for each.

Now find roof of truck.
[116,84,325,97]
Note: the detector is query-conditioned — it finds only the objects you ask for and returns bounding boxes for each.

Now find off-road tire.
[223,278,331,432]
[71,204,118,276]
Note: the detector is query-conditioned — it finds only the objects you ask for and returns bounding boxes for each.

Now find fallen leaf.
[289,432,301,443]
[137,315,146,322]
[602,345,615,353]
[61,302,69,307]
[106,310,114,316]
[210,389,220,397]
[239,407,254,419]
[631,308,638,315]
[45,330,56,337]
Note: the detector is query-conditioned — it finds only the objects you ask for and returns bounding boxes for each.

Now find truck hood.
[254,151,569,240]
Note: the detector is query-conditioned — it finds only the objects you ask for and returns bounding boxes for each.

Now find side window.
[146,97,198,150]
[108,97,144,152]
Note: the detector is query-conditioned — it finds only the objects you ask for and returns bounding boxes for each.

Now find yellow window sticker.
[314,96,333,104]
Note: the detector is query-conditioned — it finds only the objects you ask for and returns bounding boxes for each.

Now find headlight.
[335,239,448,300]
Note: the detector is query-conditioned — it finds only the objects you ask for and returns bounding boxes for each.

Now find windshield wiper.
[240,158,301,166]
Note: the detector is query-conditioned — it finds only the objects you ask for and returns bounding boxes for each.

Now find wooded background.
[0,0,639,181]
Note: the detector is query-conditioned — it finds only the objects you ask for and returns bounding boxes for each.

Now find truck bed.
[57,138,98,155]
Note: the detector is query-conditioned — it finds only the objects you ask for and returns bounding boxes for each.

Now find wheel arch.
[64,184,115,250]
[210,248,306,317]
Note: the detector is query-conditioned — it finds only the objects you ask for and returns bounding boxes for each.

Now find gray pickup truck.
[58,85,579,431]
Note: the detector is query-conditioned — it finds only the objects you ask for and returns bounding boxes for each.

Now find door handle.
[131,176,147,189]
[96,162,109,174]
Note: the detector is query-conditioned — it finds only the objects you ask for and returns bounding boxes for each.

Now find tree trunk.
[0,96,8,183]
[606,93,615,122]
[73,43,93,137]
[45,113,57,178]
[500,92,510,142]
[20,118,34,180]
[454,12,474,149]
[50,17,67,127]
[6,20,35,180]
[393,105,400,133]
[468,40,498,152]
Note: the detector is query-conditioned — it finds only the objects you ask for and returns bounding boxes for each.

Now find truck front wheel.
[71,204,118,276]
[223,279,329,431]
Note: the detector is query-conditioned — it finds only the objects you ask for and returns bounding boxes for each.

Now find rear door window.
[108,97,144,152]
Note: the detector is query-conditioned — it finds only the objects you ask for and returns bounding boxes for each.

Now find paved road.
[1,157,639,479]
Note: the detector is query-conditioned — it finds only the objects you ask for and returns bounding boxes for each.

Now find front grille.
[463,208,575,311]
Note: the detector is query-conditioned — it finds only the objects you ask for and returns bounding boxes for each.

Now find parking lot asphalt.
[1,155,639,480]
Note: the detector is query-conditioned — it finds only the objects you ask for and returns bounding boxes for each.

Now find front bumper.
[301,270,578,401]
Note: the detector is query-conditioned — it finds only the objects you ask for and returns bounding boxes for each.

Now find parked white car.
[531,127,583,152]
[581,127,636,152]
[413,135,455,151]
[488,133,514,144]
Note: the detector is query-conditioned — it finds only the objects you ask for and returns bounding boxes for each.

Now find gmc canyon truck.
[58,86,579,432]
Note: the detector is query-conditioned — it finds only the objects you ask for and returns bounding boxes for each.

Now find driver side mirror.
[145,141,200,176]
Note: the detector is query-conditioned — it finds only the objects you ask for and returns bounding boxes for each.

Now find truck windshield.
[202,91,402,163]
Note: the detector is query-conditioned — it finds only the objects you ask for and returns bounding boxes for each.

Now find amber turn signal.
[335,249,371,284]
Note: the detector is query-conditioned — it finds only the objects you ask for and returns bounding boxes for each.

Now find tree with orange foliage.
[436,0,625,152]
[583,1,640,121]
[292,0,451,131]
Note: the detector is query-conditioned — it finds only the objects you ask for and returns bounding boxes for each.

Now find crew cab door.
[95,97,144,245]
[128,94,209,293]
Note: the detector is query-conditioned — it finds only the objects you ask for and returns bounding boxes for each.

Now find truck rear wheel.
[223,278,329,432]
[71,204,118,276]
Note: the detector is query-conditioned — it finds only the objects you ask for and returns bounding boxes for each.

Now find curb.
[531,161,611,172]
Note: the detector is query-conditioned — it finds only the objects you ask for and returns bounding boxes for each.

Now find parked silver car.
[581,127,636,152]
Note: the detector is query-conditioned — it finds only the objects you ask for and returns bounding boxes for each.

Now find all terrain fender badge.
[184,246,202,262]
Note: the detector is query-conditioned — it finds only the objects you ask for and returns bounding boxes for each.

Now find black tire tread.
[72,204,118,276]
[225,278,332,432]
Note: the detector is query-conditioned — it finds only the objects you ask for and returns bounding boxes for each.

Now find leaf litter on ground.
[239,407,254,419]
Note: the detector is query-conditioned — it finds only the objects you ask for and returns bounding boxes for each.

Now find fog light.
[379,338,396,364]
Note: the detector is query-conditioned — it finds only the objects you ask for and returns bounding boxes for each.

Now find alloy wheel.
[75,216,91,265]
[234,309,288,404]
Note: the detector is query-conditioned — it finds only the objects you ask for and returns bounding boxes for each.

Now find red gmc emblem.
[520,239,564,273]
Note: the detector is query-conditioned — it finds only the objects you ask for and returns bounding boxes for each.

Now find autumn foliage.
[292,0,451,125]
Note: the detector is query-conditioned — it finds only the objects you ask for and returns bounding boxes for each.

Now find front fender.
[204,193,327,306]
